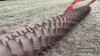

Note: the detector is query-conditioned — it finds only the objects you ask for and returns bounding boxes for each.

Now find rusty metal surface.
[0,5,91,56]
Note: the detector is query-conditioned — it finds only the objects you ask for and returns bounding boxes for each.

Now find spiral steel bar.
[0,5,91,56]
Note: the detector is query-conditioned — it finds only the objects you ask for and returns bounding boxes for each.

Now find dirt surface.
[0,0,67,34]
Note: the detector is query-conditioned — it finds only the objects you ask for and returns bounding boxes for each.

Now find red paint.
[64,0,81,13]
[64,0,96,13]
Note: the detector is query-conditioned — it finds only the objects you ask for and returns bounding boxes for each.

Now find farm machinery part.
[0,0,96,56]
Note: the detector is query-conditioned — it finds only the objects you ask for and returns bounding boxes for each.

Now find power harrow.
[0,0,96,56]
